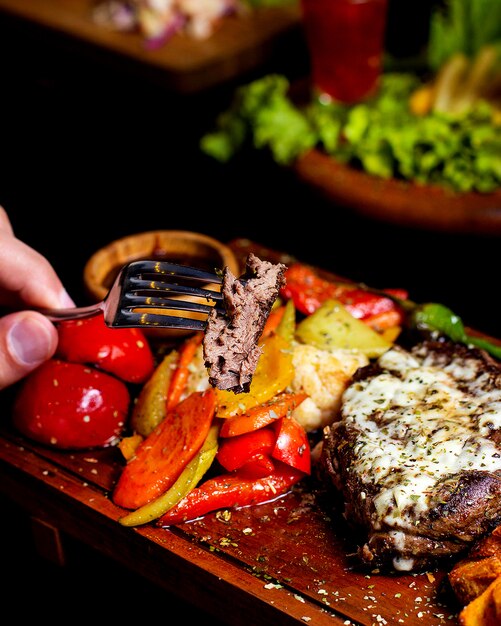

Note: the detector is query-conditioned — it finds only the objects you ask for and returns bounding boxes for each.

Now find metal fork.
[40,260,225,330]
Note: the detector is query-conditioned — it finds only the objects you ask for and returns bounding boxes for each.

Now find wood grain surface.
[0,239,472,626]
[0,0,301,92]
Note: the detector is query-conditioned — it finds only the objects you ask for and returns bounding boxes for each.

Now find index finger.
[0,230,73,309]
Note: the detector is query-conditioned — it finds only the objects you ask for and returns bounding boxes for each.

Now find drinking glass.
[300,0,389,103]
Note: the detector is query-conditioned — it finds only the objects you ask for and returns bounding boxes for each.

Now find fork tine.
[112,310,207,331]
[127,277,223,301]
[37,259,227,329]
[129,260,222,283]
[124,294,223,315]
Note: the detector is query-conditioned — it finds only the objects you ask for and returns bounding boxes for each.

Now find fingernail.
[7,316,54,365]
[59,289,75,308]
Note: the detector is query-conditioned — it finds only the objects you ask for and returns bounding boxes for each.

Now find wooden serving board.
[0,239,467,626]
[0,0,301,93]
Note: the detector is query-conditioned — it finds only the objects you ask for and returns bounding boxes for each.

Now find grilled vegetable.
[409,302,501,360]
[156,463,305,526]
[280,263,407,326]
[56,312,154,384]
[112,388,216,510]
[219,392,307,438]
[13,359,129,449]
[295,299,393,358]
[129,350,178,437]
[215,333,294,417]
[118,424,220,527]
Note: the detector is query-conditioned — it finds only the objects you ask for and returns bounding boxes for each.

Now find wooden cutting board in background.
[0,0,302,92]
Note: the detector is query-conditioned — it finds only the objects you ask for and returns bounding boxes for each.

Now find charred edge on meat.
[321,340,501,573]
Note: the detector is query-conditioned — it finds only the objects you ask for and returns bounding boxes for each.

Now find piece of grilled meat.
[322,340,501,572]
[203,253,286,394]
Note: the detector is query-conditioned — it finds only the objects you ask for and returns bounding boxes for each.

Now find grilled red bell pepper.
[217,396,311,476]
[56,312,155,384]
[156,462,305,526]
[216,427,276,472]
[12,358,130,449]
[272,416,311,475]
[236,455,276,479]
[280,263,407,328]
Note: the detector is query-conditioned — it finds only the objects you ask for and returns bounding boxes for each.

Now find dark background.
[0,1,498,622]
[1,0,497,339]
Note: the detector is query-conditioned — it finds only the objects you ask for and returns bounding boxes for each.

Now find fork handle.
[38,302,104,323]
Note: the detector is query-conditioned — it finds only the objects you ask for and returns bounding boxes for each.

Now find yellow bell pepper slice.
[216,333,294,418]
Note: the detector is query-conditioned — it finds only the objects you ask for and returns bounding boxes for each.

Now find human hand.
[0,206,75,389]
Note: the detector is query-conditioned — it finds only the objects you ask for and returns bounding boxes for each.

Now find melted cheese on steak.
[341,345,501,530]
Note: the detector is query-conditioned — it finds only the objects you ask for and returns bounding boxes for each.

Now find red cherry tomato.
[12,359,130,449]
[56,313,154,384]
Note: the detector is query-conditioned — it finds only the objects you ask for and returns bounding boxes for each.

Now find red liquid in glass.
[300,0,388,103]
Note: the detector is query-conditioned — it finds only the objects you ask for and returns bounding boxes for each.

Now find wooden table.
[0,239,465,626]
[0,0,302,92]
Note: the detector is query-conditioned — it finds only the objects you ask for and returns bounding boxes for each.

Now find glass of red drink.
[300,0,389,104]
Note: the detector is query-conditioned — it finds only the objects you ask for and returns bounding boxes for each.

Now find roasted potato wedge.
[459,576,501,626]
[450,525,501,605]
[295,298,392,358]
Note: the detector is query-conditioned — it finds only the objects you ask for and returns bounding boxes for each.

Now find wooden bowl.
[294,149,501,235]
[83,230,240,340]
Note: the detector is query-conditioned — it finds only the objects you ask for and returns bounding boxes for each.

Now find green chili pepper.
[411,303,467,342]
[409,302,501,360]
[357,283,501,361]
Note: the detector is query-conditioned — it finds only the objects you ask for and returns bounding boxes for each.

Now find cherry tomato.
[12,359,130,449]
[56,313,154,384]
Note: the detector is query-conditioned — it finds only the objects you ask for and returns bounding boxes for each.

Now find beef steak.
[322,340,501,572]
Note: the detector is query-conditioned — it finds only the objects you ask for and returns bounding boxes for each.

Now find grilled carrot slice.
[219,392,308,438]
[113,388,216,510]
[166,332,203,411]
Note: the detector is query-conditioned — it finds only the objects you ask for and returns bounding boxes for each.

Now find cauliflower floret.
[291,343,368,432]
[177,338,367,430]
[183,343,211,397]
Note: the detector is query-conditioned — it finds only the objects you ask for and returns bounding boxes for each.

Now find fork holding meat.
[203,253,287,394]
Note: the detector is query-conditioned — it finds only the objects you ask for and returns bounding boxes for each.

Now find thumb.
[0,312,59,390]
